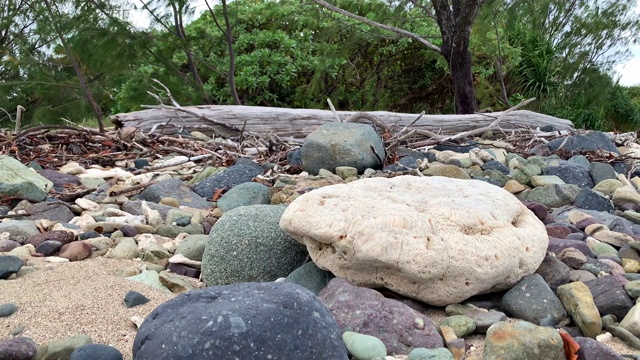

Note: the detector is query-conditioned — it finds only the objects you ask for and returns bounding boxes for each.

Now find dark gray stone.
[568,155,590,168]
[575,336,624,360]
[573,188,613,212]
[584,275,634,321]
[0,255,23,279]
[133,282,348,360]
[25,202,74,223]
[70,344,123,360]
[501,274,567,325]
[547,131,620,154]
[35,240,63,256]
[141,178,212,208]
[383,156,423,172]
[534,254,571,291]
[481,160,509,175]
[543,160,595,188]
[190,162,264,201]
[286,149,302,167]
[201,205,307,286]
[319,278,443,355]
[78,231,102,241]
[301,122,385,175]
[589,162,618,185]
[124,291,150,308]
[286,261,334,295]
[0,303,18,317]
[133,159,150,169]
[0,337,37,360]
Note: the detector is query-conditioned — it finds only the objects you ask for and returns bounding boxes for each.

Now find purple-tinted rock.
[78,231,101,241]
[59,241,92,261]
[575,336,624,360]
[40,169,81,187]
[619,244,640,262]
[619,203,637,212]
[35,240,63,256]
[534,254,571,291]
[166,263,200,278]
[0,239,20,252]
[545,225,571,239]
[575,218,602,231]
[0,337,37,360]
[318,278,444,354]
[548,237,594,258]
[119,225,137,238]
[26,230,75,248]
[523,201,549,221]
[584,275,634,321]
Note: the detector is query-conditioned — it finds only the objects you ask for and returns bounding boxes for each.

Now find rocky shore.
[2,123,640,360]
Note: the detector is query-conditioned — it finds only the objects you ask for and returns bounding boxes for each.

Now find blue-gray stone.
[124,291,150,308]
[408,347,454,360]
[141,178,211,209]
[190,161,264,200]
[543,160,594,188]
[589,162,618,185]
[568,155,590,169]
[301,122,385,175]
[202,205,307,286]
[501,274,567,325]
[216,182,271,213]
[286,261,334,295]
[132,282,348,360]
[286,149,302,167]
[70,344,123,360]
[0,303,18,317]
[482,160,509,175]
[133,159,150,169]
[547,131,620,154]
[0,255,23,279]
[573,188,614,212]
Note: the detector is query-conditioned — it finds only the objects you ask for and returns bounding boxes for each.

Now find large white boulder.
[279,175,548,306]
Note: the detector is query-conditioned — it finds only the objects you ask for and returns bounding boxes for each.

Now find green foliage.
[2,0,640,131]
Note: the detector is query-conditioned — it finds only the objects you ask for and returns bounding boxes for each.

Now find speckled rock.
[132,282,348,360]
[318,278,443,354]
[201,205,307,285]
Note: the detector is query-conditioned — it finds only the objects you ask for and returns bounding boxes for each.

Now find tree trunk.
[221,0,240,105]
[172,3,211,104]
[447,41,477,114]
[110,105,575,140]
[42,0,105,132]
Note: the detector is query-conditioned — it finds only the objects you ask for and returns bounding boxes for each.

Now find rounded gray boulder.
[132,282,348,360]
[301,122,385,175]
[201,205,307,286]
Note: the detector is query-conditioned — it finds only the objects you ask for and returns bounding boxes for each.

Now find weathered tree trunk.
[110,105,575,140]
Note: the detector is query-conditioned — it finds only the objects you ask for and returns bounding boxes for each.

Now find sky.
[128,0,640,87]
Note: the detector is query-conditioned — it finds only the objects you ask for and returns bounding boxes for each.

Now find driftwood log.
[109,105,575,140]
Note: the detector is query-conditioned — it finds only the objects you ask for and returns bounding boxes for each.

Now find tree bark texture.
[110,105,575,140]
